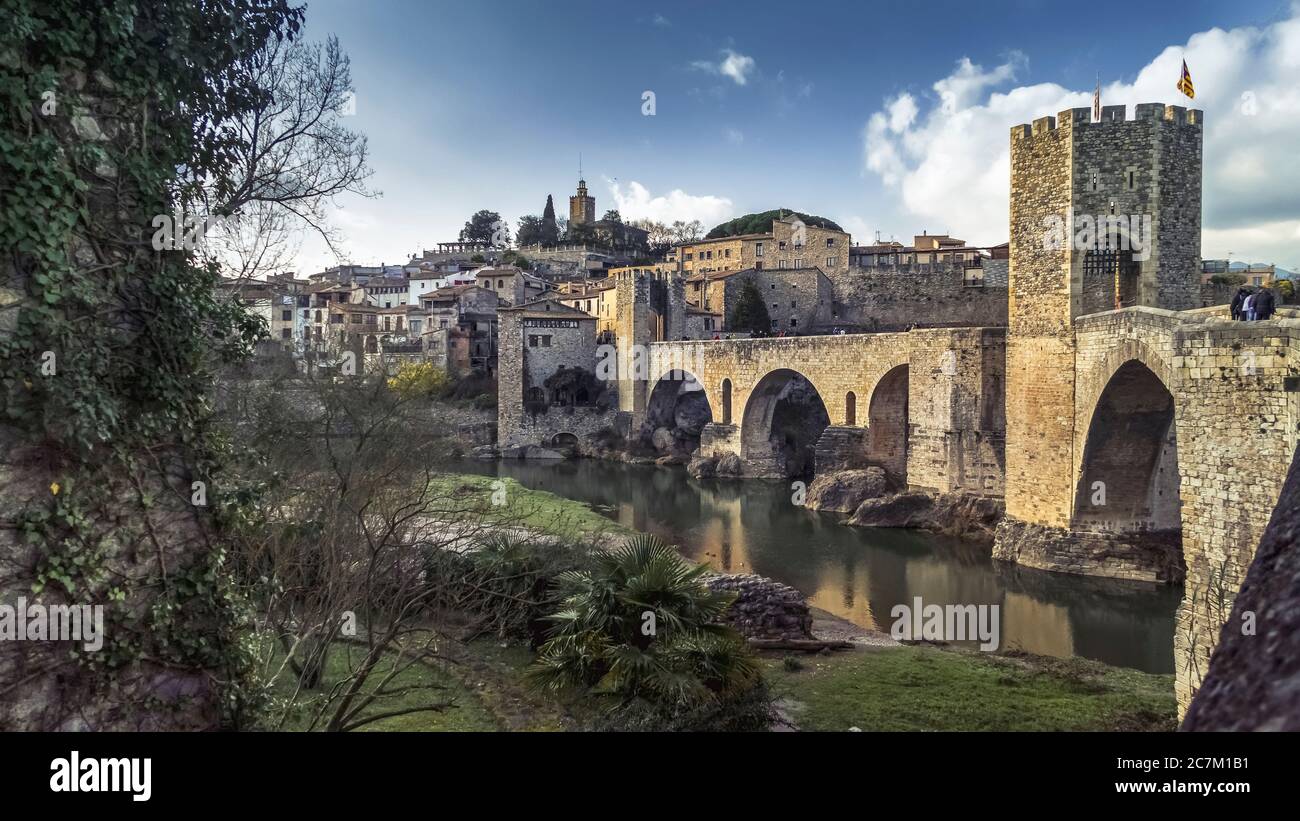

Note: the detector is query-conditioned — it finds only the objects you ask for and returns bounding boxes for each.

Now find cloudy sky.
[294,0,1300,273]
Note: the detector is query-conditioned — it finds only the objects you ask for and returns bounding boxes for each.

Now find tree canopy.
[705,209,842,240]
[727,277,771,335]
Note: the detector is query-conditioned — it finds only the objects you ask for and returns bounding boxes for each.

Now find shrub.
[527,534,767,726]
[387,362,451,400]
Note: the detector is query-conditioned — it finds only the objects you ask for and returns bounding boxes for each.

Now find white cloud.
[693,49,756,86]
[861,11,1300,261]
[652,13,670,27]
[724,127,744,145]
[606,179,734,226]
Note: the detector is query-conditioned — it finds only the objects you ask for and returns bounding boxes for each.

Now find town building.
[666,214,851,277]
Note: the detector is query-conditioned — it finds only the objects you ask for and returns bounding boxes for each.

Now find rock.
[471,444,499,460]
[655,453,686,466]
[687,453,717,478]
[848,492,936,528]
[805,467,893,513]
[717,453,743,476]
[499,445,525,459]
[705,574,814,641]
[651,426,676,453]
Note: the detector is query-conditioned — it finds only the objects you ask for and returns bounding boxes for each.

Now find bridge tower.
[614,268,686,431]
[1001,103,1203,533]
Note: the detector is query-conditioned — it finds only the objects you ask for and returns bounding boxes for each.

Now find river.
[454,458,1182,674]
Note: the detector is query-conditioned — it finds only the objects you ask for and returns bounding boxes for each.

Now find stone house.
[475,265,551,307]
[666,214,851,278]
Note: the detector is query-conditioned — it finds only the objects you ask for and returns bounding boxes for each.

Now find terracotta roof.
[499,296,594,319]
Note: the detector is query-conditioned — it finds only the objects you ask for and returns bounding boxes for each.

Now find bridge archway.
[740,368,830,478]
[644,370,714,455]
[1073,359,1180,533]
[867,364,909,483]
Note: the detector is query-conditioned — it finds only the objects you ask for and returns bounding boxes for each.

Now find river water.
[454,458,1182,674]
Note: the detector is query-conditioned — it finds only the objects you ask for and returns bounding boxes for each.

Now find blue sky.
[295,0,1300,271]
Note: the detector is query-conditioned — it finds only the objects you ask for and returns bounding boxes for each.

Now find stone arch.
[550,432,580,450]
[1077,338,1175,438]
[1073,358,1180,535]
[740,368,831,478]
[644,370,714,455]
[865,364,909,483]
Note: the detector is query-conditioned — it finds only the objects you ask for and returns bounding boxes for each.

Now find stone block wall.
[826,266,1008,331]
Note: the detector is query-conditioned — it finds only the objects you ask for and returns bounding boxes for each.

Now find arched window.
[722,379,733,425]
[845,391,857,426]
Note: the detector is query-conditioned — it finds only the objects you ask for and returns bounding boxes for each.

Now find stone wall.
[704,574,814,641]
[827,265,1008,331]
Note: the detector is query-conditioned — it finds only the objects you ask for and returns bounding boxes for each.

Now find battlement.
[1011,103,1205,141]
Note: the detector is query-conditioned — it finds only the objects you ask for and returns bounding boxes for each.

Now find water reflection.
[454,458,1181,673]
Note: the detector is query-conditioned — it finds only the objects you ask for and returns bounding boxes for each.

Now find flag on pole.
[1177,59,1195,99]
[1093,80,1101,121]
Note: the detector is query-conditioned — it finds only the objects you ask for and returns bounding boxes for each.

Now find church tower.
[569,177,595,226]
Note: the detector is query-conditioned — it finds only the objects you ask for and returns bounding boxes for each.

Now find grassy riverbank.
[764,645,1177,731]
[278,473,1177,732]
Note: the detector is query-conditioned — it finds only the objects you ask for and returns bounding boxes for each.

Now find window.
[281,328,291,339]
[790,318,797,327]
[826,238,835,247]
[827,257,838,268]
[724,249,731,258]
[281,310,292,321]
[770,318,778,329]
[778,260,788,269]
[791,301,797,308]
[542,335,552,347]
[754,262,763,271]
[1089,167,1100,192]
[1126,166,1138,191]
[528,335,539,347]
[779,241,786,250]
[794,258,803,268]
[755,243,764,257]
[497,279,504,289]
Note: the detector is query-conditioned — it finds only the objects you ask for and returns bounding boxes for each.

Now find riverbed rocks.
[848,491,1005,543]
[705,574,814,641]
[805,467,894,513]
[686,452,744,479]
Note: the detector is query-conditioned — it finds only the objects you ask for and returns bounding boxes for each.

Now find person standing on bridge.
[1255,287,1276,320]
[1231,287,1248,320]
[1242,291,1257,321]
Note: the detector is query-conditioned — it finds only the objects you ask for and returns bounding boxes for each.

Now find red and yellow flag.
[1177,59,1195,100]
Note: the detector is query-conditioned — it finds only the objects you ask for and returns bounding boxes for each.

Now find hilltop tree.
[671,219,704,243]
[516,214,543,247]
[541,195,560,245]
[728,277,771,335]
[602,209,622,223]
[633,219,674,258]
[705,210,842,240]
[461,209,508,246]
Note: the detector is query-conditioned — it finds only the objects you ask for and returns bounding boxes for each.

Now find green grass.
[764,645,1177,732]
[429,473,635,541]
[267,639,500,732]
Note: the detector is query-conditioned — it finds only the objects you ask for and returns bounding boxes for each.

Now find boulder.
[847,492,935,528]
[651,426,676,453]
[717,453,743,476]
[805,467,893,513]
[686,453,717,478]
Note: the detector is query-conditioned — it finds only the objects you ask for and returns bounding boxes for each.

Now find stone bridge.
[636,326,1007,495]
[996,305,1300,709]
[630,307,1300,713]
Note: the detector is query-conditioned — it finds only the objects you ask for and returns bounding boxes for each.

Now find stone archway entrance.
[1073,360,1180,534]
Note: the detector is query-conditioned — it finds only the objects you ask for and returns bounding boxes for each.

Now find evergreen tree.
[541,195,560,246]
[727,277,771,335]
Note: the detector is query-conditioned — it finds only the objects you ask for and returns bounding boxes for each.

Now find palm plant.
[527,535,760,708]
